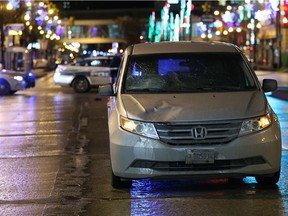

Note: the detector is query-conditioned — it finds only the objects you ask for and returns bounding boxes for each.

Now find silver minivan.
[99,41,281,188]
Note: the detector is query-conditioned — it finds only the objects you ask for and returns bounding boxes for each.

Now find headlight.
[120,116,159,139]
[13,76,23,81]
[56,67,63,73]
[240,114,271,136]
[54,72,60,77]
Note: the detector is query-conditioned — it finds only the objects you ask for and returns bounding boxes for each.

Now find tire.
[9,91,17,95]
[228,178,243,184]
[72,77,90,93]
[0,79,11,95]
[255,169,280,185]
[111,171,132,189]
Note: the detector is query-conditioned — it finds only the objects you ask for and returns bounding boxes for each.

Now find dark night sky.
[51,1,225,19]
[52,1,156,10]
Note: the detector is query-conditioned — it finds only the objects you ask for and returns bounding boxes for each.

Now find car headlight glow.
[120,116,159,139]
[240,114,271,136]
[13,76,23,81]
[56,67,63,73]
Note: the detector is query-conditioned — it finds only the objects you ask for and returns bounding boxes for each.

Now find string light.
[147,0,280,45]
[23,1,63,42]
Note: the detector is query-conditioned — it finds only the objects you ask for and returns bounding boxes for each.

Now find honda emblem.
[191,126,207,139]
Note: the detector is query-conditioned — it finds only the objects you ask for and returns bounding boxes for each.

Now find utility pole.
[276,1,282,69]
[0,4,5,68]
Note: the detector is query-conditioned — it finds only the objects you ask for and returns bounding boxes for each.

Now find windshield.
[123,53,257,93]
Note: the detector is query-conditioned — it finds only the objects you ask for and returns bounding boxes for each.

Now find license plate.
[185,149,215,164]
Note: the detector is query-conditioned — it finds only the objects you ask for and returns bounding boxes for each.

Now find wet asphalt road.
[0,72,287,216]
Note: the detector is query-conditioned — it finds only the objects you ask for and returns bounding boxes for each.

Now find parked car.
[99,41,282,188]
[53,56,116,93]
[0,69,35,95]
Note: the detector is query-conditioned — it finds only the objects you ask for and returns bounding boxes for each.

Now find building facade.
[148,0,287,70]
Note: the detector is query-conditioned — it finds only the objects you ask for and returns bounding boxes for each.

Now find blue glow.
[158,58,189,75]
[131,63,142,77]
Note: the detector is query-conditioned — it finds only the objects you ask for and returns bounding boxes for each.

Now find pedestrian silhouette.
[110,55,121,83]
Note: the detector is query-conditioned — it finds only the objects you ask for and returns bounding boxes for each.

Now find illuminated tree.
[20,0,63,47]
[0,1,25,67]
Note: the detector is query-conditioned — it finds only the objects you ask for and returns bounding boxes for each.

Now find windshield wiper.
[176,86,245,92]
[126,88,169,93]
[209,86,256,91]
[125,86,253,93]
[208,86,240,90]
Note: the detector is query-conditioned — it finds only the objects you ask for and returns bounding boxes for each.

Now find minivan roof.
[131,41,239,55]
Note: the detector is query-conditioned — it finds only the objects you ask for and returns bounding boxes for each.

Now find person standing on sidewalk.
[110,55,121,84]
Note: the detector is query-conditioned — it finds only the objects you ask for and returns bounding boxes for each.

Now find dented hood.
[121,92,267,122]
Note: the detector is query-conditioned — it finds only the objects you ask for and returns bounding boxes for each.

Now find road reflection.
[127,96,288,216]
[129,175,285,215]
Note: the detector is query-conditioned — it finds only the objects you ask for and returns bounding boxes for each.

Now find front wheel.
[255,169,280,185]
[72,77,90,93]
[9,90,17,95]
[0,79,11,95]
[111,171,132,189]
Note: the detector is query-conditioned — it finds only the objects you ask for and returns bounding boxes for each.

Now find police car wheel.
[0,79,11,95]
[9,91,17,95]
[72,77,90,93]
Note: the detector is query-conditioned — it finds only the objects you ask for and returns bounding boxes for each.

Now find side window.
[75,58,112,67]
[75,61,82,66]
[85,60,91,66]
[101,59,111,67]
[90,59,102,66]
[78,60,87,66]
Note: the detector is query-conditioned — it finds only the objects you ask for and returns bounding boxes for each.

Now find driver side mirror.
[99,84,115,96]
[262,79,277,92]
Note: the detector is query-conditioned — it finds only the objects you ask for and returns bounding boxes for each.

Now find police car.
[0,69,35,95]
[53,56,116,93]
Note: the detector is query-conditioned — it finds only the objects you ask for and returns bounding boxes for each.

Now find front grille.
[154,120,242,145]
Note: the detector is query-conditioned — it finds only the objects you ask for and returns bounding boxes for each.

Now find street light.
[6,2,13,10]
[0,2,13,69]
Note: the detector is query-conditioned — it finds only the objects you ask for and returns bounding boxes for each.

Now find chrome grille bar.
[154,120,242,145]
